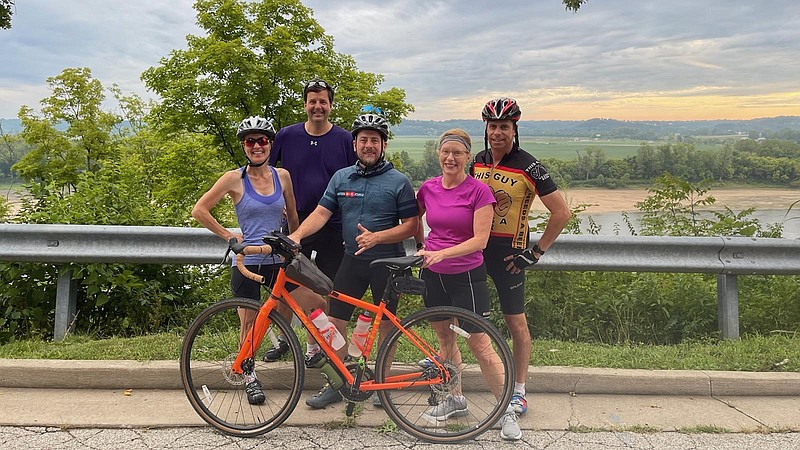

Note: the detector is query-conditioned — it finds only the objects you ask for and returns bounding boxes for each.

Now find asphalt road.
[2,425,800,450]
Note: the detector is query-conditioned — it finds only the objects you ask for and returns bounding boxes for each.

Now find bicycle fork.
[231,296,280,374]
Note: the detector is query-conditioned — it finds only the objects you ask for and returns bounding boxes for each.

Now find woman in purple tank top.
[192,116,325,405]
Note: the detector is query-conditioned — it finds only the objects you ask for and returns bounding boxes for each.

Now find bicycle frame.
[231,263,448,391]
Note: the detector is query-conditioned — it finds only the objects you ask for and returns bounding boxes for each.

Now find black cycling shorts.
[328,253,394,321]
[483,244,526,315]
[298,219,345,281]
[420,264,491,318]
[231,264,282,301]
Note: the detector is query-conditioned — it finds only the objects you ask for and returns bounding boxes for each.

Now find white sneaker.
[499,406,522,441]
[422,394,468,421]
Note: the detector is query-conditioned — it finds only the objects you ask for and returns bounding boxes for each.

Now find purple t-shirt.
[269,122,355,229]
[417,176,496,274]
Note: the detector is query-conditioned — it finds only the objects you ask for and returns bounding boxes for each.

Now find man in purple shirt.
[264,79,356,364]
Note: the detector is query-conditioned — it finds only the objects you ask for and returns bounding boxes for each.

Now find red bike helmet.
[481,97,522,122]
[482,98,522,151]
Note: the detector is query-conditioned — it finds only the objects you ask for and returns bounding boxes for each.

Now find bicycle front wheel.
[374,306,514,443]
[180,297,304,437]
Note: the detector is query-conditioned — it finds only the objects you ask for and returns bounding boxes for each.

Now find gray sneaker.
[372,392,383,408]
[423,394,468,421]
[499,406,522,441]
[305,384,342,409]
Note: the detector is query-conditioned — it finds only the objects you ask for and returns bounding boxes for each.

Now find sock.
[514,383,526,396]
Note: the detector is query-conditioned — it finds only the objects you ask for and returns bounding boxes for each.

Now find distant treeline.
[394,116,800,141]
[389,138,800,188]
[4,116,800,142]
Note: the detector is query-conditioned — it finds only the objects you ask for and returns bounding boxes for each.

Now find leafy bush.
[0,262,225,343]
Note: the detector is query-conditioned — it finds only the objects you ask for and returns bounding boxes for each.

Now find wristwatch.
[532,243,545,255]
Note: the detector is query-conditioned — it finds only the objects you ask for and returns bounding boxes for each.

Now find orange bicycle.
[180,231,513,443]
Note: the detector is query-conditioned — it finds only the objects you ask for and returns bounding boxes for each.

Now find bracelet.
[532,243,545,255]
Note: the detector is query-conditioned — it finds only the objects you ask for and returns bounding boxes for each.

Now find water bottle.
[309,308,345,350]
[309,354,344,390]
[347,313,372,358]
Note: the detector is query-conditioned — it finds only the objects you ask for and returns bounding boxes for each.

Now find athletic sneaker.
[245,379,266,405]
[305,384,342,409]
[417,355,443,368]
[263,340,289,362]
[423,394,468,421]
[510,392,528,414]
[304,348,324,368]
[499,406,522,441]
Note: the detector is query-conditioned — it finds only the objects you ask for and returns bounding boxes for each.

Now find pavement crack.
[711,396,769,427]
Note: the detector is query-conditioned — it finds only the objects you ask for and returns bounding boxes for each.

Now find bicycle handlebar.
[227,231,302,285]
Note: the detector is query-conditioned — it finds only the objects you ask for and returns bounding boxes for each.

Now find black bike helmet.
[236,116,276,140]
[351,108,390,140]
[481,97,522,122]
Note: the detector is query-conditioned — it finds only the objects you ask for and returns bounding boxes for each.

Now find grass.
[388,136,724,161]
[1,331,798,373]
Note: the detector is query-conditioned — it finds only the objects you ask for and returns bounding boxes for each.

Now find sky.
[2,0,800,121]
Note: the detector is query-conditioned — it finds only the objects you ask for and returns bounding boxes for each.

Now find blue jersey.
[319,163,418,260]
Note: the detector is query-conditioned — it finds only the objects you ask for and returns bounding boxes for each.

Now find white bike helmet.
[236,116,276,140]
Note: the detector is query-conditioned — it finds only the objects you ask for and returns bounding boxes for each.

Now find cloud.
[1,0,799,121]
[0,0,199,116]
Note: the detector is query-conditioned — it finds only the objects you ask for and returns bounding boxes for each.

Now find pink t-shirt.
[417,176,496,274]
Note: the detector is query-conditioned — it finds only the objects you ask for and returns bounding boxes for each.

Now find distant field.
[388,136,722,161]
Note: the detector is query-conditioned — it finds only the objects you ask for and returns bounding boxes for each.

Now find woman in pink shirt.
[415,129,513,430]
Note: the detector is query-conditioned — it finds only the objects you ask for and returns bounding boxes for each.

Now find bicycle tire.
[180,297,304,436]
[374,306,514,443]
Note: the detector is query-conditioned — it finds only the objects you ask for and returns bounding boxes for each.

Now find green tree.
[0,124,28,182]
[636,173,715,236]
[563,0,588,12]
[0,0,13,29]
[2,72,224,342]
[13,68,117,195]
[634,173,776,237]
[418,140,442,182]
[142,0,413,167]
[576,146,605,181]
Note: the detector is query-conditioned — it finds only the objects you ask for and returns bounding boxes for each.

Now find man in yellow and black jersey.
[472,147,557,249]
[469,98,570,431]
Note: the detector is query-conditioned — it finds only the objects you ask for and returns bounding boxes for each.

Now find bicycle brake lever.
[228,237,247,255]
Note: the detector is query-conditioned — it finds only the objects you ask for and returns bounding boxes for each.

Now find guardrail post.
[716,274,740,340]
[54,266,78,341]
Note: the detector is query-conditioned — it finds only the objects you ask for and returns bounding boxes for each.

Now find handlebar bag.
[285,253,333,296]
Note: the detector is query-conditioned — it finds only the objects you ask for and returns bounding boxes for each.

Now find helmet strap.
[247,159,268,168]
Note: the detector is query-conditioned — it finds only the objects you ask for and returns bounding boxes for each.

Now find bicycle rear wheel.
[180,297,304,437]
[374,306,513,443]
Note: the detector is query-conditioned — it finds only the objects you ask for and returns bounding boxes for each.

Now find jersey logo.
[310,140,318,146]
[491,187,512,217]
[338,191,363,198]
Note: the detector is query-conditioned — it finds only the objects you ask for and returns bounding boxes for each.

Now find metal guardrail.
[1,224,799,340]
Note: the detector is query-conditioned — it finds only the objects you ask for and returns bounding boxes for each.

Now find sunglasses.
[360,104,384,115]
[243,137,270,147]
[305,80,330,90]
